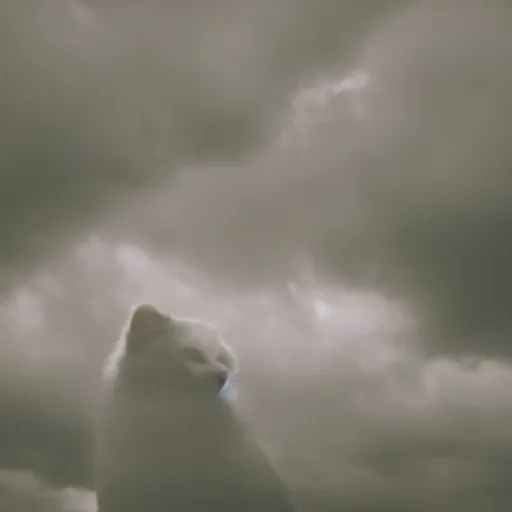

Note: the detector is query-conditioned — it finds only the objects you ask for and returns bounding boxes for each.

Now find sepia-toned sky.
[1,0,512,510]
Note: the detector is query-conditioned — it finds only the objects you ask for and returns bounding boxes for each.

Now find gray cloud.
[0,240,129,488]
[200,287,512,511]
[0,0,403,294]
[119,0,512,357]
[3,1,512,510]
[0,1,410,494]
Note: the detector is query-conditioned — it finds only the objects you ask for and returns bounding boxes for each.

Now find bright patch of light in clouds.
[61,487,97,512]
[286,69,370,141]
[115,244,152,277]
[7,288,45,333]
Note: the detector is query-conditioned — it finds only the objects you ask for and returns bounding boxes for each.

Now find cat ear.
[129,304,160,330]
[125,304,168,353]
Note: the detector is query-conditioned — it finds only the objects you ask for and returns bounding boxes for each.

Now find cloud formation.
[2,240,512,510]
[2,1,512,510]
[121,0,512,357]
[0,243,123,490]
[0,0,402,294]
[112,256,512,510]
[0,470,95,512]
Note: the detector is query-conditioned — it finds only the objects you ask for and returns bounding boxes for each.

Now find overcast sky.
[2,0,512,510]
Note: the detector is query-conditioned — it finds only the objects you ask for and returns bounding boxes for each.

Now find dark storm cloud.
[332,0,512,357]
[0,0,404,293]
[124,0,512,357]
[1,0,156,292]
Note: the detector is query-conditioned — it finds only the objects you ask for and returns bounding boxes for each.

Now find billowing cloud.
[0,240,126,489]
[119,0,512,357]
[108,256,512,510]
[0,0,403,294]
[2,240,512,510]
